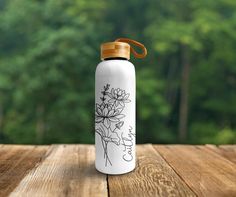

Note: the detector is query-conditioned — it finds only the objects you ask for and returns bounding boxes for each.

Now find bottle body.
[95,59,136,174]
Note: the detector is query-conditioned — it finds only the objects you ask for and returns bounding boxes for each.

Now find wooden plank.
[219,145,236,164]
[10,145,107,197]
[0,145,47,196]
[108,144,196,197]
[206,144,236,164]
[155,145,236,197]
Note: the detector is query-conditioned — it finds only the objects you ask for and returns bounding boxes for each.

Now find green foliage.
[215,128,236,144]
[136,69,172,143]
[189,122,219,144]
[0,0,108,144]
[190,123,236,144]
[0,0,236,144]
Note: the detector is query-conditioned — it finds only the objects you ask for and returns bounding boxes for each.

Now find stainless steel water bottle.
[95,38,147,174]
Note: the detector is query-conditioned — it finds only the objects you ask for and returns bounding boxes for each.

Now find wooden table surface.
[0,144,236,197]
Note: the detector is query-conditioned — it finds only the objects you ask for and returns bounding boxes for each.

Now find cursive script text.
[121,126,135,162]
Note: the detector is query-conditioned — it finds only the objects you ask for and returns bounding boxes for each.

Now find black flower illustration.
[115,121,124,129]
[107,88,131,107]
[95,84,131,166]
[95,103,125,128]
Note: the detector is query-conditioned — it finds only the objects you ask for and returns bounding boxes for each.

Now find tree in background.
[0,0,109,143]
[0,0,236,144]
[146,0,236,143]
[105,0,171,143]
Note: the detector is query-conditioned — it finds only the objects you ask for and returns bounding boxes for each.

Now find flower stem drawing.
[95,84,131,166]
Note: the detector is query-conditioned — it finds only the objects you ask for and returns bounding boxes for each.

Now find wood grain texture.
[219,145,236,164]
[205,144,236,164]
[0,145,47,196]
[1,144,236,197]
[10,145,107,197]
[155,145,236,197]
[108,144,196,197]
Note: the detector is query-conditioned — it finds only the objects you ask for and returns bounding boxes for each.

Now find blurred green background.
[0,0,236,144]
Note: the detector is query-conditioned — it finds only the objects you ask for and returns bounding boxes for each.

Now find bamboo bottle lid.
[101,38,147,60]
[101,41,130,60]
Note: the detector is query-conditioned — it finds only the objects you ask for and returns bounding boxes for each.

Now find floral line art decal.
[95,84,131,166]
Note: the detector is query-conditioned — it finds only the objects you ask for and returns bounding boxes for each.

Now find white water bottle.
[95,38,147,174]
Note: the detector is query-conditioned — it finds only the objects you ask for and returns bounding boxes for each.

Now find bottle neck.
[104,57,128,61]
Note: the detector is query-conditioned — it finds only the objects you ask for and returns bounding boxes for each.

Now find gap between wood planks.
[155,145,236,197]
[205,144,236,164]
[153,145,197,195]
[9,145,107,197]
[1,144,196,197]
[107,144,196,197]
[0,144,235,197]
[106,174,110,197]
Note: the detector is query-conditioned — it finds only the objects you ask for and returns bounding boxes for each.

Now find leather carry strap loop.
[115,38,147,59]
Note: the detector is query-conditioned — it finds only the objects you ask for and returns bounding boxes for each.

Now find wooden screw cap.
[101,38,147,60]
[101,41,130,60]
